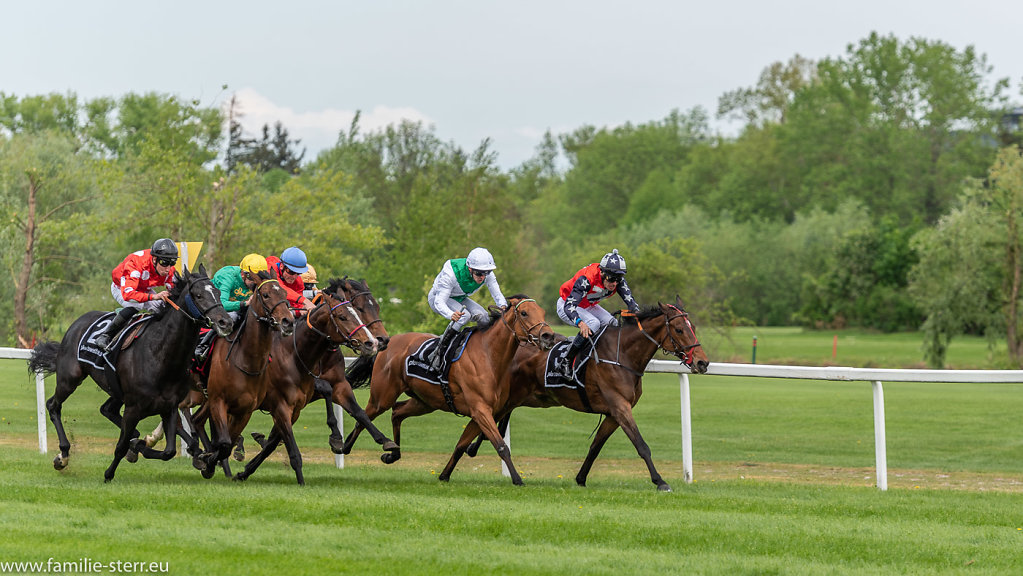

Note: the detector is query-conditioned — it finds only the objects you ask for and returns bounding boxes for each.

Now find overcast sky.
[4,1,1022,168]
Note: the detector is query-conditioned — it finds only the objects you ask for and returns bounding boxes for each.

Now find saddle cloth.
[77,312,152,371]
[404,329,474,386]
[542,325,609,389]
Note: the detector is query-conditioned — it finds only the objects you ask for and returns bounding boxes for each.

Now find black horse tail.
[345,354,377,389]
[28,341,61,376]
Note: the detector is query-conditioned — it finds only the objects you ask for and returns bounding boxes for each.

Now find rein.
[224,279,286,377]
[165,277,225,328]
[627,305,703,367]
[500,298,551,347]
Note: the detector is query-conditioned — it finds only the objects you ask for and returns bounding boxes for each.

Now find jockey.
[427,247,508,372]
[194,253,267,362]
[266,246,315,316]
[554,249,640,375]
[301,264,318,301]
[94,238,178,351]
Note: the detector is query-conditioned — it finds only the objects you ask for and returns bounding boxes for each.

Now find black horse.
[28,265,234,481]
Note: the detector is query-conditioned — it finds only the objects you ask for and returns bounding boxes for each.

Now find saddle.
[405,329,474,386]
[77,312,153,370]
[542,325,609,389]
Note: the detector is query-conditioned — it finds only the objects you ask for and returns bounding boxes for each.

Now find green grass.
[4,325,1023,575]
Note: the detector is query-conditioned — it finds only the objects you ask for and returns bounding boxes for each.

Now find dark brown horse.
[232,286,387,484]
[192,272,294,478]
[343,295,556,484]
[458,298,709,491]
[27,265,234,481]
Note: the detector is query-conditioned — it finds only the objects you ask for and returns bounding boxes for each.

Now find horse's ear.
[674,294,685,308]
[198,263,208,277]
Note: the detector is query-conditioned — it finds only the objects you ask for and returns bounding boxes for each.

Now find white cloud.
[228,87,433,156]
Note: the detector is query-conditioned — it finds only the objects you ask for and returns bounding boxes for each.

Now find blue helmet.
[599,249,627,275]
[280,246,308,274]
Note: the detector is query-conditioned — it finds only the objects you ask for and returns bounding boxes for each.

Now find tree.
[718,54,816,126]
[909,146,1023,366]
[233,121,305,174]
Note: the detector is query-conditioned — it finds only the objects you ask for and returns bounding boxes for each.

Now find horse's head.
[502,295,556,350]
[312,288,380,356]
[323,277,389,352]
[183,264,234,337]
[657,297,709,374]
[252,270,294,337]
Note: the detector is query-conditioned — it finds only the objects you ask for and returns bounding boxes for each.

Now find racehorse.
[27,265,234,481]
[192,271,294,478]
[343,295,556,485]
[232,285,385,484]
[458,298,709,491]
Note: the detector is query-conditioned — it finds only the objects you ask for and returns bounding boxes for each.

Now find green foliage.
[798,217,923,332]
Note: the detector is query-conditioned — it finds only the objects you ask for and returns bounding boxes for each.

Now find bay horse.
[27,265,234,481]
[458,298,709,491]
[232,285,386,484]
[343,295,556,485]
[192,271,294,478]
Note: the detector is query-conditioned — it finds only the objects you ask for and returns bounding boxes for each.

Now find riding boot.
[194,328,216,363]
[557,334,587,376]
[430,325,459,372]
[95,307,137,351]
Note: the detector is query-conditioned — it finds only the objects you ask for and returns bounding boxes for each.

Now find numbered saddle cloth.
[542,326,608,389]
[405,329,474,386]
[77,312,152,371]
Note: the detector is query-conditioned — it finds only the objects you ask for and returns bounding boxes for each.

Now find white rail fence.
[6,346,1023,491]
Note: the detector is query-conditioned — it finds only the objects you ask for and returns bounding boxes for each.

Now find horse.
[342,295,556,485]
[232,285,386,484]
[458,298,709,491]
[191,271,295,478]
[27,265,234,481]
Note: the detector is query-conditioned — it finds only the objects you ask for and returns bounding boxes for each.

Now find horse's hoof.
[144,435,158,448]
[512,479,524,486]
[232,445,245,462]
[329,435,345,454]
[438,474,450,483]
[380,452,400,465]
[381,440,399,453]
[232,474,247,482]
[657,483,673,493]
[250,432,266,448]
[192,456,205,471]
[200,465,215,480]
[52,456,68,471]
[125,449,139,464]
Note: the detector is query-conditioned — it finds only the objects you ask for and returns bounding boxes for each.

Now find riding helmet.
[280,246,309,273]
[300,264,318,285]
[239,253,268,275]
[599,249,627,275]
[466,247,497,271]
[151,238,179,260]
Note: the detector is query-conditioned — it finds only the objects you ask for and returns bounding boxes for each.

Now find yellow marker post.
[175,242,204,271]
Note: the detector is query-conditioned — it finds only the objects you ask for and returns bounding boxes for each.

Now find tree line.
[2,32,1023,367]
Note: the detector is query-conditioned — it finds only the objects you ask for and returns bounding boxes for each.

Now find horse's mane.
[467,293,531,334]
[625,305,666,323]
[343,276,369,293]
[324,277,346,298]
[151,267,193,320]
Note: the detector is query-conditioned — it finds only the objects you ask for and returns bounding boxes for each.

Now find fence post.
[680,373,693,483]
[872,380,888,491]
[36,371,47,454]
[334,403,345,469]
[501,422,511,477]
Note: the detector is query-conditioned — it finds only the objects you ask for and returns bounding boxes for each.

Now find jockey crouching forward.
[427,247,507,372]
[554,249,640,375]
[94,238,179,351]
[194,253,267,363]
[267,246,314,317]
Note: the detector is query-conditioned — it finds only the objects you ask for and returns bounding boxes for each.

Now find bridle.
[165,275,227,328]
[302,292,373,353]
[345,287,386,333]
[250,279,290,330]
[628,304,703,368]
[500,298,551,347]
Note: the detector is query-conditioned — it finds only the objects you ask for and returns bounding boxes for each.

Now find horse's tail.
[28,341,61,376]
[345,354,377,389]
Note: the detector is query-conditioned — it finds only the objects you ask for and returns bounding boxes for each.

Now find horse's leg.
[104,405,144,482]
[144,421,165,448]
[601,402,671,492]
[466,412,510,458]
[574,416,621,487]
[131,410,179,461]
[311,378,345,452]
[438,419,484,482]
[233,435,246,461]
[199,398,233,479]
[234,426,284,483]
[381,398,435,465]
[332,381,398,455]
[340,381,400,455]
[176,407,202,458]
[45,372,86,471]
[465,402,523,485]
